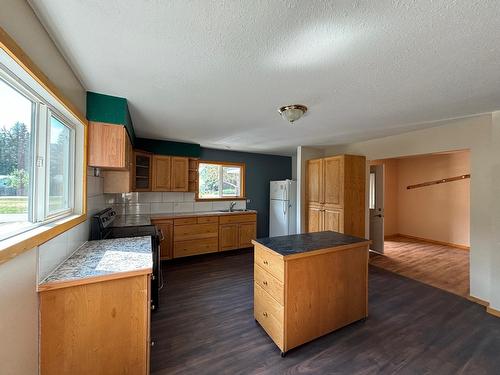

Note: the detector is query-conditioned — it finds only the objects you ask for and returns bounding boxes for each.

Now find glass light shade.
[278,104,307,123]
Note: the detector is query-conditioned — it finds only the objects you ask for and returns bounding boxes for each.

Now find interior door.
[369,164,384,253]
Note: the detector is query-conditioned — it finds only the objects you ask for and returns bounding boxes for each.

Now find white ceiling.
[29,1,500,156]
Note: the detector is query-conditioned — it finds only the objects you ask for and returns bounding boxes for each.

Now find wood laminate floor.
[151,249,499,375]
[369,236,469,297]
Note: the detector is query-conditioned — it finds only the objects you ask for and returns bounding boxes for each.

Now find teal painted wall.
[86,91,136,145]
[199,148,292,238]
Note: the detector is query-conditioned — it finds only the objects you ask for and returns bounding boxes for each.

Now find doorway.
[369,164,384,253]
[368,150,471,297]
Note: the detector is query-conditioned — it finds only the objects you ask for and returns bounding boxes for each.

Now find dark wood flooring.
[151,249,500,375]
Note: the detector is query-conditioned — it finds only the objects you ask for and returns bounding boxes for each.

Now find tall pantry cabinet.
[306,155,366,237]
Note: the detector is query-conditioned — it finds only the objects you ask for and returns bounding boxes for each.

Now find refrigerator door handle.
[284,185,288,201]
[283,200,286,215]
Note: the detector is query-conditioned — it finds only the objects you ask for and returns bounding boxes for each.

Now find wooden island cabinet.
[252,231,370,356]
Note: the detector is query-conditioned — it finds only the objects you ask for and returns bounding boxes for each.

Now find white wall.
[313,114,496,309]
[0,2,89,373]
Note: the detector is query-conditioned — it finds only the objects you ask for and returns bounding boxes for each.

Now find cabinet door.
[88,122,127,169]
[239,222,256,248]
[152,155,171,191]
[323,156,344,207]
[219,224,239,251]
[133,152,152,191]
[323,208,344,233]
[307,205,322,233]
[307,158,323,205]
[154,221,173,260]
[170,157,189,192]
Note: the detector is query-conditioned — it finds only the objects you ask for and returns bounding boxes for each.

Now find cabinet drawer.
[219,213,256,224]
[174,217,197,225]
[254,283,284,349]
[174,223,218,241]
[254,246,284,282]
[254,264,284,305]
[197,216,219,224]
[173,238,218,258]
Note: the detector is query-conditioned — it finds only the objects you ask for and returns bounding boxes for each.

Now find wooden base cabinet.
[40,275,151,375]
[219,213,257,251]
[153,213,257,259]
[306,154,365,237]
[253,242,368,354]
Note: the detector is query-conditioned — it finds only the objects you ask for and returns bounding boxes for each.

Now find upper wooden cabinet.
[152,155,171,191]
[133,151,152,191]
[306,155,365,237]
[88,122,132,169]
[306,158,322,205]
[151,155,189,192]
[171,157,189,191]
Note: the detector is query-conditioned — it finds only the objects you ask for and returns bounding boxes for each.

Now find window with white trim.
[0,63,78,241]
[198,161,245,199]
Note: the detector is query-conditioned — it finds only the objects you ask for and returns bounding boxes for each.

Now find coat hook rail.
[407,174,470,190]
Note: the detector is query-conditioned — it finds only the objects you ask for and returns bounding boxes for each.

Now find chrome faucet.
[229,201,237,212]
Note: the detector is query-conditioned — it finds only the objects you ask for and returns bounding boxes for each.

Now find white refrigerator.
[269,180,297,237]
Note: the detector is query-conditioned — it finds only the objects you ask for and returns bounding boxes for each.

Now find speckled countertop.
[149,209,257,220]
[38,236,152,291]
[253,231,370,257]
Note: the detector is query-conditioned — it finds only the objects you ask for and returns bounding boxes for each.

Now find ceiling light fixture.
[278,104,308,124]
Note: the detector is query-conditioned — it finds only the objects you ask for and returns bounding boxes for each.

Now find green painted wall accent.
[135,138,201,157]
[86,91,136,145]
[86,91,200,156]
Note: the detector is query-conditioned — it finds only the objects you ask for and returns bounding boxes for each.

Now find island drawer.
[254,283,284,349]
[254,263,284,305]
[174,223,218,241]
[254,245,284,282]
[173,238,218,258]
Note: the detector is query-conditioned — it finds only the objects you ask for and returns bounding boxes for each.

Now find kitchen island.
[252,231,370,356]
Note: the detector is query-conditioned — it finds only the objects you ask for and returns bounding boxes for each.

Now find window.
[369,172,376,210]
[0,64,78,241]
[198,161,245,200]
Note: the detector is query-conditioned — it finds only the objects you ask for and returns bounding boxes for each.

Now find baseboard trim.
[468,295,490,307]
[487,306,500,318]
[468,295,500,318]
[385,233,470,250]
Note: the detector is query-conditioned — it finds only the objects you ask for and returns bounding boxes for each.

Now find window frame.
[0,29,87,263]
[196,160,246,201]
[0,66,78,240]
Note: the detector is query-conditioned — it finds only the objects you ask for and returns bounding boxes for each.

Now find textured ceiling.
[29,0,500,155]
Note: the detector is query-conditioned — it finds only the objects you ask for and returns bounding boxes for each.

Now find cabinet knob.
[262,312,268,317]
[263,260,269,265]
[263,281,268,286]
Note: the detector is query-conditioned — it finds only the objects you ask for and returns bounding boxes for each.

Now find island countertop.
[38,236,153,292]
[252,231,370,257]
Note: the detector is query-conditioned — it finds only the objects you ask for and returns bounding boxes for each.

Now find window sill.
[0,213,86,265]
[195,197,247,202]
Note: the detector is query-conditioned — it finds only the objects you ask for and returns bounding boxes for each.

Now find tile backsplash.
[104,192,246,215]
